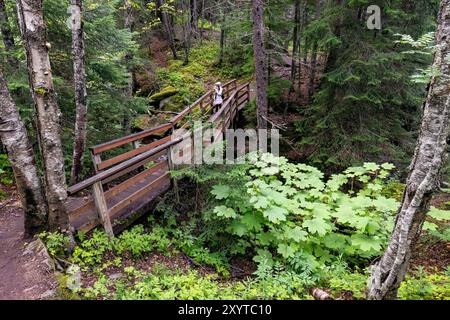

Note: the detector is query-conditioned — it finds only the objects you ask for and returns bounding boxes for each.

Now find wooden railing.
[67,80,249,237]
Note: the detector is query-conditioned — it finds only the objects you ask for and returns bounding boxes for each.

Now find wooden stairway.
[67,80,250,237]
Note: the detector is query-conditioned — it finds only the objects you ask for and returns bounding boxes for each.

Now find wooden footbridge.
[67,80,250,237]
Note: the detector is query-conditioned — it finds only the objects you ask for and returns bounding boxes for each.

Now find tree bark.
[16,0,69,232]
[124,0,134,96]
[307,0,321,102]
[368,0,450,299]
[190,0,198,37]
[251,0,268,129]
[70,0,87,185]
[0,67,47,237]
[0,0,18,66]
[218,3,225,66]
[156,0,178,60]
[297,0,306,96]
[182,0,192,65]
[123,0,134,133]
[290,0,300,83]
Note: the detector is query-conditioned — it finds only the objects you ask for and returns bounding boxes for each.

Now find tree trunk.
[218,4,225,66]
[251,0,268,129]
[123,0,134,133]
[70,0,87,185]
[297,0,306,96]
[156,0,178,60]
[290,0,300,83]
[368,0,450,299]
[190,0,198,37]
[0,67,47,237]
[182,0,192,65]
[16,0,69,232]
[307,0,321,102]
[0,0,18,66]
[200,0,205,43]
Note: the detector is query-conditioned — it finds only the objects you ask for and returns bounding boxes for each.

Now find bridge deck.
[67,80,250,237]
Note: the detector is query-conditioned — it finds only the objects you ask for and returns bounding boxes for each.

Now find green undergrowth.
[0,154,14,198]
[40,154,450,300]
[154,39,253,113]
[155,41,230,111]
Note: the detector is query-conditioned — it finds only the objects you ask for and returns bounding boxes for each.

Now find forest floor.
[0,185,448,300]
[0,188,57,300]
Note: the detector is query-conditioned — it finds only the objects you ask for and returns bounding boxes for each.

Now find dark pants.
[213,104,222,114]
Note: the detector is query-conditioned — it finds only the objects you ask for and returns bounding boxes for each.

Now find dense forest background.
[0,0,449,300]
[1,0,445,177]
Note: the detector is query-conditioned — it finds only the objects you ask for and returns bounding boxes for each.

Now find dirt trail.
[0,196,57,300]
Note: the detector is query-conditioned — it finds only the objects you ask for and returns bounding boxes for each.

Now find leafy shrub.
[81,264,310,300]
[205,154,400,273]
[327,271,368,299]
[39,231,71,257]
[398,268,450,300]
[422,206,450,241]
[72,229,112,268]
[0,154,13,186]
[72,225,173,268]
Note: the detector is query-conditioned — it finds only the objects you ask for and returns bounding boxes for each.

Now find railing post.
[91,150,102,174]
[167,145,180,203]
[92,181,114,239]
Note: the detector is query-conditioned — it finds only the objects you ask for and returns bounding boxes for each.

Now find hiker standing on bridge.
[213,82,223,113]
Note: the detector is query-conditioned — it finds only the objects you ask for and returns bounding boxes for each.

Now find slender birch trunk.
[368,0,450,299]
[251,0,268,129]
[16,0,69,232]
[0,67,47,237]
[69,0,87,185]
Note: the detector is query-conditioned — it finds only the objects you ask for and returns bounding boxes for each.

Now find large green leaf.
[428,207,450,221]
[214,206,237,218]
[350,234,383,252]
[263,206,288,224]
[211,185,231,200]
[277,243,296,259]
[302,218,332,236]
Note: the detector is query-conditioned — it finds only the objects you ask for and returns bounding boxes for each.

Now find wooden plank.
[68,137,182,194]
[97,136,172,171]
[92,182,114,238]
[237,90,248,101]
[69,161,168,220]
[101,150,166,185]
[68,197,96,221]
[109,172,171,217]
[104,161,168,199]
[208,97,233,123]
[238,94,249,105]
[91,123,172,155]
